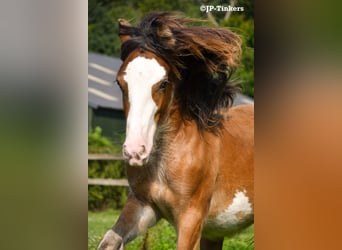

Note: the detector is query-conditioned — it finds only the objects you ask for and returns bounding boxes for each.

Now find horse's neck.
[155,109,205,162]
[127,111,211,202]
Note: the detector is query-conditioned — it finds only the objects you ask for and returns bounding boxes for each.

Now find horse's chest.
[148,181,177,221]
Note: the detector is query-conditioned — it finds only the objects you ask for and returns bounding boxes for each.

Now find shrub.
[88,127,128,210]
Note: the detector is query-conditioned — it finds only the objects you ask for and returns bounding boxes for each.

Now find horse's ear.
[118,18,132,43]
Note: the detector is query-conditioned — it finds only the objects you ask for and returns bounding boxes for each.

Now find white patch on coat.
[205,190,253,233]
[216,190,253,226]
[123,56,166,154]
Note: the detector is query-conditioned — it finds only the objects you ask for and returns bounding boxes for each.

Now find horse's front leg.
[176,206,208,250]
[98,193,159,250]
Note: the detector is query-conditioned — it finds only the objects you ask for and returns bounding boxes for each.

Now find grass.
[88,209,254,250]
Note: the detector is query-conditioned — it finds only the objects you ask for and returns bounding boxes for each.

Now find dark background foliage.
[88,127,128,210]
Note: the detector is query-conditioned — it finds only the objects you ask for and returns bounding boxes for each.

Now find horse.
[98,12,254,250]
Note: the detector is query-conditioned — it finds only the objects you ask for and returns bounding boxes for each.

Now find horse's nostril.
[139,145,146,155]
[123,145,130,158]
[123,144,147,162]
[133,152,140,160]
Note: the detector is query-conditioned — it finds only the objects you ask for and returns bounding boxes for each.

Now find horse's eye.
[160,80,169,90]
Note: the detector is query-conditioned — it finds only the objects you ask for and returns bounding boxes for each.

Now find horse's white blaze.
[123,56,166,157]
[216,190,253,226]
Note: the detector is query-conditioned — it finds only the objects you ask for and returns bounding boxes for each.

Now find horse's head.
[116,20,173,166]
[116,13,242,166]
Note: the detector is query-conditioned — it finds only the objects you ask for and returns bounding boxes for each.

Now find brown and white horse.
[98,12,254,250]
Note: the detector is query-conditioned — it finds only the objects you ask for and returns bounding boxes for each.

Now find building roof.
[88,52,123,110]
[233,92,254,106]
[88,52,253,110]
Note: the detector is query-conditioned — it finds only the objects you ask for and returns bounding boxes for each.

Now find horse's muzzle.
[123,144,148,166]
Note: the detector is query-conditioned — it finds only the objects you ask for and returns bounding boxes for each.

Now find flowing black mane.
[119,12,242,133]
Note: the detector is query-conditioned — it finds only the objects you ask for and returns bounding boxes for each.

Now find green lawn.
[88,209,254,250]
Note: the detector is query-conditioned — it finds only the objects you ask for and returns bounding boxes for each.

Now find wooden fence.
[88,153,129,187]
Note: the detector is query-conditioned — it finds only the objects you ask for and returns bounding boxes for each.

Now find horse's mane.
[119,12,242,133]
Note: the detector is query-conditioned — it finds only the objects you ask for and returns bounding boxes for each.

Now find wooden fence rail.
[88,154,128,187]
[88,178,129,187]
[88,153,124,161]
